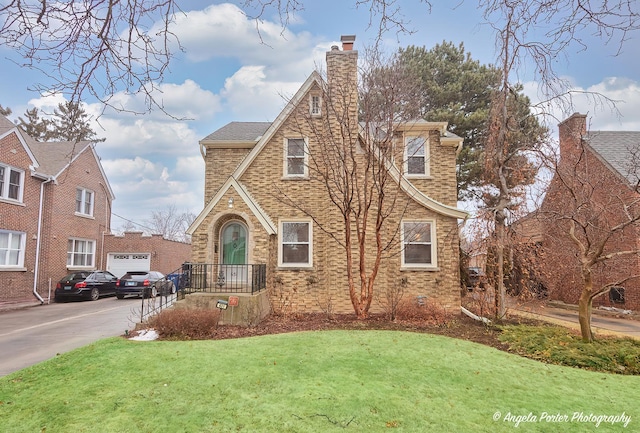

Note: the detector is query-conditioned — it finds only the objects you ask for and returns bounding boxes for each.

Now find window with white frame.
[67,238,95,267]
[404,136,429,176]
[279,220,312,267]
[0,164,24,202]
[76,188,94,216]
[284,138,308,177]
[401,221,436,267]
[310,95,321,116]
[0,230,25,267]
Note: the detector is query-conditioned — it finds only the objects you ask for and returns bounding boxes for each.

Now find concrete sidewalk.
[508,299,640,340]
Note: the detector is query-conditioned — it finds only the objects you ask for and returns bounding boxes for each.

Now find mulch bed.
[203,312,528,352]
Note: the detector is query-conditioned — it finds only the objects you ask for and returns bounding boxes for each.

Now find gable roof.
[201,121,272,142]
[586,131,640,186]
[187,177,277,235]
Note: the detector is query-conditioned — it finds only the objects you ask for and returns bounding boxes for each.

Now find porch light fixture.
[228,197,234,208]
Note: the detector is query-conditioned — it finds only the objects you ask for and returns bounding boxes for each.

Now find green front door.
[221,222,247,287]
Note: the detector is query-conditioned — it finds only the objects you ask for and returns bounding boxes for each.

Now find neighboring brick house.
[187,36,467,315]
[1,114,114,303]
[539,113,640,310]
[1,114,191,304]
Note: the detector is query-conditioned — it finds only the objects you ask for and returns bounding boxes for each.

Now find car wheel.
[90,288,99,301]
[116,294,125,300]
[151,286,158,298]
[170,282,176,294]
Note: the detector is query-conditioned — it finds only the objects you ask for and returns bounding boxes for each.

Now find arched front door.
[220,221,248,288]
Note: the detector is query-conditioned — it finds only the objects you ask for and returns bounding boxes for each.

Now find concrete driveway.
[509,300,640,339]
[0,297,142,377]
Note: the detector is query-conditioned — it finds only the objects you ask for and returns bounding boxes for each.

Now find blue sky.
[1,1,639,229]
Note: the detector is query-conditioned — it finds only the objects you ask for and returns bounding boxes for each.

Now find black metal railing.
[179,263,266,294]
[139,267,183,323]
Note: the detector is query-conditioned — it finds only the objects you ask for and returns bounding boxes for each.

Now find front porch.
[178,263,267,294]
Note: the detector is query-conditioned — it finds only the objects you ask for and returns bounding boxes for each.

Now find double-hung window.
[404,136,429,177]
[0,230,25,268]
[67,238,95,268]
[76,188,94,216]
[401,221,436,268]
[0,164,24,202]
[279,220,312,267]
[284,138,308,178]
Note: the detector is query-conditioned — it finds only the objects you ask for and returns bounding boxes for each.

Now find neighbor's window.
[284,138,308,177]
[76,188,94,216]
[0,230,25,267]
[404,136,429,176]
[310,95,321,116]
[0,164,24,202]
[67,238,95,267]
[401,221,436,267]
[279,220,312,267]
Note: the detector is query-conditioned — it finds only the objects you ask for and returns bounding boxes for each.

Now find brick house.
[539,113,640,310]
[1,114,115,303]
[1,115,191,304]
[187,36,467,315]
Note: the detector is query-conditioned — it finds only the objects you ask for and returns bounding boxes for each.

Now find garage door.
[107,253,151,278]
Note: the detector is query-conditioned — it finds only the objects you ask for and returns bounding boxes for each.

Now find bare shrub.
[395,297,451,326]
[148,308,220,340]
[268,275,296,317]
[376,277,407,321]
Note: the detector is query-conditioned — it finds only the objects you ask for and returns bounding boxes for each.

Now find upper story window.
[278,220,313,267]
[404,136,430,177]
[0,230,26,268]
[76,188,94,216]
[310,95,321,116]
[0,164,24,202]
[67,238,95,268]
[284,138,308,178]
[401,220,436,268]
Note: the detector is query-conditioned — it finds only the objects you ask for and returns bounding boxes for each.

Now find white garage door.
[107,253,151,278]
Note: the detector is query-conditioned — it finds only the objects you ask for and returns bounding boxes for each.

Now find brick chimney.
[325,35,358,133]
[558,113,587,165]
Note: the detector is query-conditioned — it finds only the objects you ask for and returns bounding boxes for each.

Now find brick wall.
[541,114,640,310]
[0,132,41,302]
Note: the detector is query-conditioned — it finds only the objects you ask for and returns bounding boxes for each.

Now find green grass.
[499,324,640,374]
[1,330,638,432]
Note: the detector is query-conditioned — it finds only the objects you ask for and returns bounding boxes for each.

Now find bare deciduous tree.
[145,205,195,243]
[541,117,640,342]
[0,1,181,114]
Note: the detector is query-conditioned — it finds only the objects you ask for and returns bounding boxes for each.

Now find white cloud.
[525,76,640,132]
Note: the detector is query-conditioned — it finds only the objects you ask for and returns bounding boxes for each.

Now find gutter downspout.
[33,176,54,303]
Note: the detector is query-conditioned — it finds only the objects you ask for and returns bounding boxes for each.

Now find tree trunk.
[495,210,506,319]
[578,268,594,342]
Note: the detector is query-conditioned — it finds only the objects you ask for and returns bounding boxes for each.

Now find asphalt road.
[0,297,143,377]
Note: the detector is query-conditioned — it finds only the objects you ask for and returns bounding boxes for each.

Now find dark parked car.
[55,270,118,302]
[467,267,487,291]
[115,271,176,299]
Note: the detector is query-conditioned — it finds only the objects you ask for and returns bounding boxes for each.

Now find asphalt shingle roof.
[202,121,272,142]
[586,131,640,186]
[28,140,90,177]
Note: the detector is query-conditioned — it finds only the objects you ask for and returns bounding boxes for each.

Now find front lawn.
[1,330,637,432]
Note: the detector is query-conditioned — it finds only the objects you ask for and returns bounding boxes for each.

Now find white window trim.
[67,238,96,269]
[309,94,322,116]
[0,163,25,203]
[75,187,95,217]
[403,135,430,178]
[0,230,26,269]
[283,137,309,179]
[278,219,313,268]
[400,220,437,269]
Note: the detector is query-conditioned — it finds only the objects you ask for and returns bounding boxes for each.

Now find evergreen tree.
[0,104,11,116]
[49,101,103,142]
[17,107,51,141]
[396,42,502,200]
